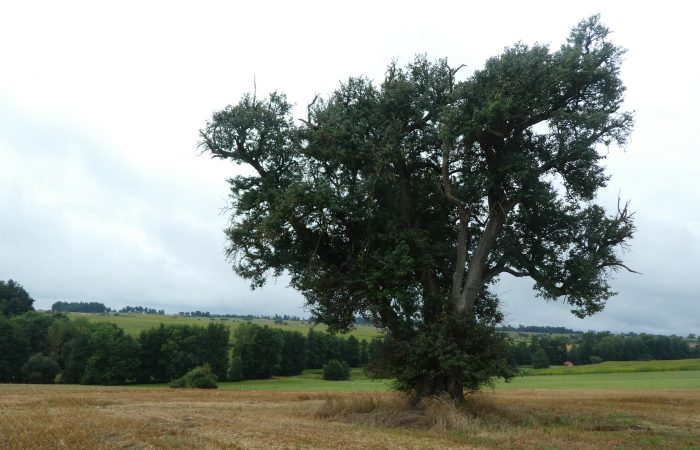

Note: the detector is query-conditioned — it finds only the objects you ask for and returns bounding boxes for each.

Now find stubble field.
[2,383,700,449]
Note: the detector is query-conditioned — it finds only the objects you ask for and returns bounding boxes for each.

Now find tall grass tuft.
[315,393,500,431]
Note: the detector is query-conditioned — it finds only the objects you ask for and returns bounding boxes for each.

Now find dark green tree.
[200,16,634,403]
[595,335,625,361]
[531,335,568,365]
[278,330,306,376]
[0,279,35,317]
[358,339,370,366]
[322,359,351,380]
[11,312,64,355]
[343,335,360,367]
[138,324,228,382]
[513,341,531,365]
[76,323,140,385]
[21,353,60,384]
[0,317,30,382]
[47,318,92,375]
[197,322,230,379]
[228,354,244,381]
[304,329,323,369]
[319,332,343,363]
[531,346,551,369]
[138,324,171,382]
[232,323,284,379]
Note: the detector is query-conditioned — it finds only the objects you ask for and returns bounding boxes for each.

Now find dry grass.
[1,384,700,449]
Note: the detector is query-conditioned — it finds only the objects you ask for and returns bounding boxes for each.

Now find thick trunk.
[455,208,507,314]
[410,374,465,406]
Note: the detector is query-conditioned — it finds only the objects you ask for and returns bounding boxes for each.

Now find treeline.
[498,325,581,335]
[51,303,167,315]
[51,301,111,313]
[120,306,165,314]
[512,332,699,368]
[229,325,370,380]
[0,311,371,385]
[177,311,303,321]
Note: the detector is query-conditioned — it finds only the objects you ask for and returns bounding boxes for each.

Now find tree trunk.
[457,207,508,314]
[410,374,465,406]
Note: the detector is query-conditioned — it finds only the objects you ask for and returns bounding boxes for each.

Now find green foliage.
[343,335,360,367]
[322,359,350,380]
[279,330,306,376]
[0,279,34,317]
[198,323,230,379]
[368,314,517,397]
[138,323,229,383]
[51,301,109,313]
[63,322,140,385]
[232,323,284,379]
[200,16,634,401]
[228,355,244,381]
[532,347,551,369]
[304,328,324,369]
[0,312,67,382]
[0,317,30,382]
[513,341,531,365]
[170,364,218,389]
[12,312,66,355]
[531,335,568,365]
[21,353,59,384]
[358,339,370,366]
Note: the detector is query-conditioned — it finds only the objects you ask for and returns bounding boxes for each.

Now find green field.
[502,369,700,390]
[525,358,700,376]
[65,312,380,340]
[136,365,700,393]
[219,369,700,392]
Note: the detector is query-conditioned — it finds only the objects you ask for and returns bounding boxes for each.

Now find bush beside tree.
[322,359,350,380]
[170,365,218,389]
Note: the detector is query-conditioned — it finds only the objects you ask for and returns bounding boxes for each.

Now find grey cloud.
[0,98,305,316]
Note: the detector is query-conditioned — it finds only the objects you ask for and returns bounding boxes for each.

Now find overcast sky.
[1,1,698,335]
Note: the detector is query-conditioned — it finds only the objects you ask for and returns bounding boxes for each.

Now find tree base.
[410,375,466,407]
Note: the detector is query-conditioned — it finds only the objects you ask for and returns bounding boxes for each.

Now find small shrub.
[322,359,350,380]
[589,355,603,364]
[169,365,218,389]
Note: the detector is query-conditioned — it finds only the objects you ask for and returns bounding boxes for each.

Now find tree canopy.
[200,16,635,403]
[0,279,35,317]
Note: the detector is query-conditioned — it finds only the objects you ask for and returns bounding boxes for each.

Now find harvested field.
[1,384,700,449]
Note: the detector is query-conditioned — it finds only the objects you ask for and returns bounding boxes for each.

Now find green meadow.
[502,369,700,390]
[525,358,700,376]
[215,367,700,392]
[135,364,700,393]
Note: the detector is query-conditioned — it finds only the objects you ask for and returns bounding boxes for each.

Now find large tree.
[0,279,35,317]
[200,16,634,403]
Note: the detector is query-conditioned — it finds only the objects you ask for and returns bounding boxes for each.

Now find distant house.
[563,361,574,367]
[688,342,698,349]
